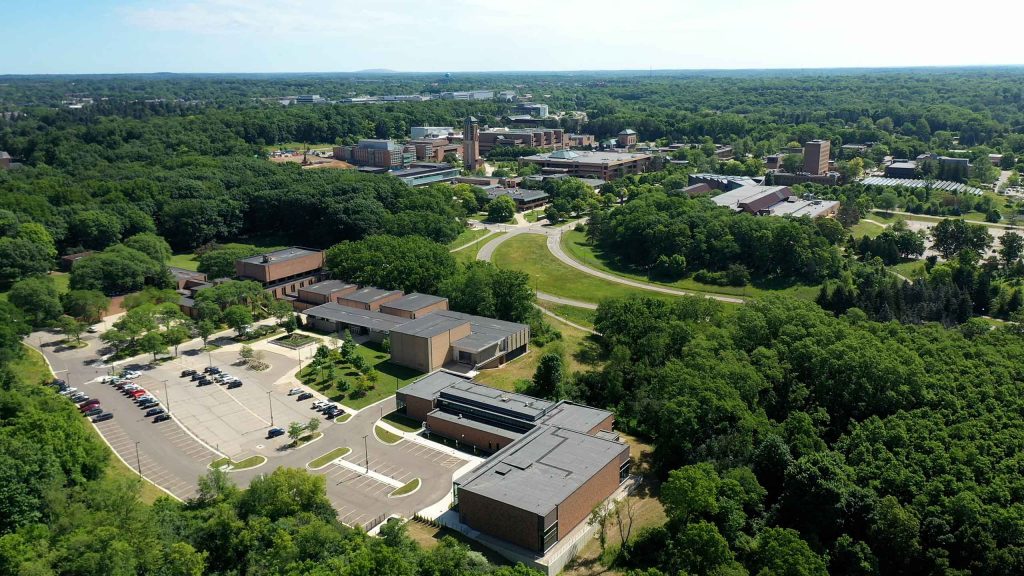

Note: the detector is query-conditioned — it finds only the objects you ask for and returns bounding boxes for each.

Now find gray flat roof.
[457,426,627,516]
[380,293,448,312]
[521,150,651,165]
[398,371,471,402]
[441,379,554,422]
[428,408,524,441]
[303,302,407,332]
[538,402,612,434]
[389,313,467,338]
[238,247,320,265]
[339,287,403,304]
[301,279,355,296]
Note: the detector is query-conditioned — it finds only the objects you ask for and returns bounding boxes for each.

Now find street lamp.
[134,441,142,476]
[267,391,274,426]
[363,434,369,473]
[162,380,169,412]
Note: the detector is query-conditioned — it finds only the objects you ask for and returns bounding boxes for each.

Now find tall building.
[333,139,415,169]
[803,140,830,175]
[463,116,480,170]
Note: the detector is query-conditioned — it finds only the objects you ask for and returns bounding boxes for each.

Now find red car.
[128,389,147,399]
[79,399,101,411]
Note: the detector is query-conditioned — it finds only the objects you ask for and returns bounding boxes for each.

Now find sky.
[2,0,1023,74]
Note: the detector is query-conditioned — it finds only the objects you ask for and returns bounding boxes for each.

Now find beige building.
[803,140,830,175]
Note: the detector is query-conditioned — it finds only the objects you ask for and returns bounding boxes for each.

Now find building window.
[541,521,559,551]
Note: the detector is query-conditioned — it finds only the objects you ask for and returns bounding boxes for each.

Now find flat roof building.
[334,139,416,169]
[396,372,627,556]
[303,302,408,342]
[234,247,325,297]
[519,150,651,181]
[336,287,404,311]
[712,185,838,218]
[391,162,460,187]
[389,310,530,373]
[885,160,918,179]
[478,127,566,156]
[486,188,550,211]
[378,293,449,319]
[803,140,830,175]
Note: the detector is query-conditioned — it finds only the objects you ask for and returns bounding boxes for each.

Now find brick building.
[478,127,566,156]
[464,117,481,170]
[234,247,325,298]
[803,140,830,175]
[334,139,416,169]
[616,129,637,148]
[396,372,629,554]
[519,150,652,181]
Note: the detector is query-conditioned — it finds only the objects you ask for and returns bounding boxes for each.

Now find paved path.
[536,291,598,309]
[449,229,500,253]
[877,210,1023,230]
[533,304,600,336]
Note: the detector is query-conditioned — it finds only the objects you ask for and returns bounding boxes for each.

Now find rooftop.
[389,313,469,338]
[339,287,403,304]
[711,185,791,210]
[398,370,471,401]
[486,188,550,203]
[521,150,652,165]
[303,302,408,332]
[301,279,356,296]
[381,292,448,312]
[456,426,627,516]
[238,247,321,266]
[440,379,555,422]
[538,402,614,434]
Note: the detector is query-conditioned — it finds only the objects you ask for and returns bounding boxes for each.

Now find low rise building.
[440,90,495,100]
[688,173,759,191]
[479,128,566,156]
[0,151,11,169]
[568,134,595,148]
[378,293,449,320]
[336,287,404,311]
[294,280,357,311]
[519,150,652,181]
[389,310,530,372]
[168,267,208,291]
[390,162,461,187]
[712,185,839,218]
[486,188,550,211]
[514,103,549,118]
[616,129,638,148]
[411,126,456,139]
[234,247,325,298]
[885,160,919,178]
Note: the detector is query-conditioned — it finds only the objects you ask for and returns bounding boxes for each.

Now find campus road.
[471,218,747,305]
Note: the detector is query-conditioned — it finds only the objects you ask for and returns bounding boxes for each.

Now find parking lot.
[33,326,475,527]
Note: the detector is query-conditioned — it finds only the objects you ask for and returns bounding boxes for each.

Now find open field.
[535,300,597,329]
[890,260,928,280]
[263,142,337,153]
[167,253,200,271]
[561,230,820,301]
[849,219,886,239]
[448,228,490,249]
[455,231,503,264]
[491,234,680,306]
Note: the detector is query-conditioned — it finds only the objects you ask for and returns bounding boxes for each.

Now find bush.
[653,254,687,279]
[694,269,729,286]
[724,263,751,286]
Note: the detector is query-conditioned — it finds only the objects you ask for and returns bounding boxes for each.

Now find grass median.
[389,478,420,498]
[209,455,266,471]
[308,446,351,469]
[374,425,402,444]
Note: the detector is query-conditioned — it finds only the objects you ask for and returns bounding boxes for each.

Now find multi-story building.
[519,150,652,181]
[440,90,494,100]
[409,138,461,162]
[568,134,595,148]
[478,128,566,156]
[464,117,481,170]
[803,140,830,175]
[514,103,549,118]
[411,126,455,139]
[234,247,325,298]
[333,140,416,169]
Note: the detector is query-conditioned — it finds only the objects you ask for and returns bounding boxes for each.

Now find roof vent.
[261,254,271,263]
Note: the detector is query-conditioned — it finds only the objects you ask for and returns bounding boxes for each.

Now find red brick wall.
[235,252,323,283]
[557,445,629,540]
[402,395,435,422]
[459,490,543,552]
[427,413,519,452]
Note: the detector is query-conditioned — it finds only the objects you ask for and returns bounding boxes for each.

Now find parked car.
[135,394,155,402]
[312,401,325,410]
[58,387,78,396]
[129,389,147,398]
[181,369,196,377]
[288,388,303,396]
[92,412,114,423]
[226,381,242,390]
[70,394,89,403]
[204,366,221,374]
[138,399,159,408]
[153,414,172,423]
[83,407,103,417]
[190,373,202,381]
[123,371,141,379]
[145,407,165,417]
[197,378,212,386]
[86,326,99,333]
[79,400,101,411]
[266,427,285,439]
[297,392,313,401]
[52,378,66,387]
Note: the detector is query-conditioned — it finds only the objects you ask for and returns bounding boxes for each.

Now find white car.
[123,371,141,379]
[288,388,303,396]
[59,387,79,396]
[311,400,325,409]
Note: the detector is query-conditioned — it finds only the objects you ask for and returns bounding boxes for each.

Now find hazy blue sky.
[3,0,1022,74]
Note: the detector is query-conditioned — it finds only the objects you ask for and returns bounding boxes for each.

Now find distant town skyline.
[2,0,1023,75]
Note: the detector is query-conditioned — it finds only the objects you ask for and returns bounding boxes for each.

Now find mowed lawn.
[11,345,167,503]
[447,228,490,250]
[849,219,886,239]
[535,301,597,329]
[491,234,679,306]
[454,231,503,265]
[561,230,820,301]
[168,253,200,271]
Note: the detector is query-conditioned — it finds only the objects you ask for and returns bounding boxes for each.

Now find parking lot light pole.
[267,391,274,426]
[363,435,369,473]
[134,441,142,476]
[162,380,169,412]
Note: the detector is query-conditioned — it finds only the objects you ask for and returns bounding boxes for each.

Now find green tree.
[69,210,123,249]
[748,527,828,576]
[163,325,190,356]
[194,319,217,348]
[287,421,306,443]
[61,289,110,323]
[197,244,262,279]
[782,153,803,173]
[544,204,561,223]
[999,231,1024,268]
[306,418,320,436]
[661,463,720,523]
[531,352,565,400]
[70,245,166,295]
[0,237,51,285]
[222,305,253,337]
[9,276,63,327]
[487,195,517,223]
[123,232,173,264]
[57,315,86,344]
[138,331,167,361]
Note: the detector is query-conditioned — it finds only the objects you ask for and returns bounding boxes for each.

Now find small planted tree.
[57,315,86,345]
[287,421,306,444]
[239,345,255,360]
[306,418,320,436]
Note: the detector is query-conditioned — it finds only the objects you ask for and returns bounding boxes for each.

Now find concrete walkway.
[533,304,600,336]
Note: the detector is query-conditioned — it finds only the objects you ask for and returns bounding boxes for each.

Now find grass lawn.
[167,252,199,271]
[210,455,266,470]
[491,234,679,306]
[308,446,351,469]
[11,345,167,503]
[889,260,928,280]
[405,519,512,566]
[535,301,597,329]
[272,333,320,348]
[453,232,504,265]
[523,209,544,223]
[448,228,490,249]
[374,425,402,444]
[390,478,420,497]
[264,142,336,153]
[297,340,422,410]
[562,230,820,301]
[849,219,886,239]
[475,314,600,391]
[382,410,423,432]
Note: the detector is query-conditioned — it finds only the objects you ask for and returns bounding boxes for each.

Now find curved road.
[473,220,746,305]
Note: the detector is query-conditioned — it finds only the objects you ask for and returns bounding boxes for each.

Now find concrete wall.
[556,445,630,541]
[427,413,519,453]
[459,490,544,552]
